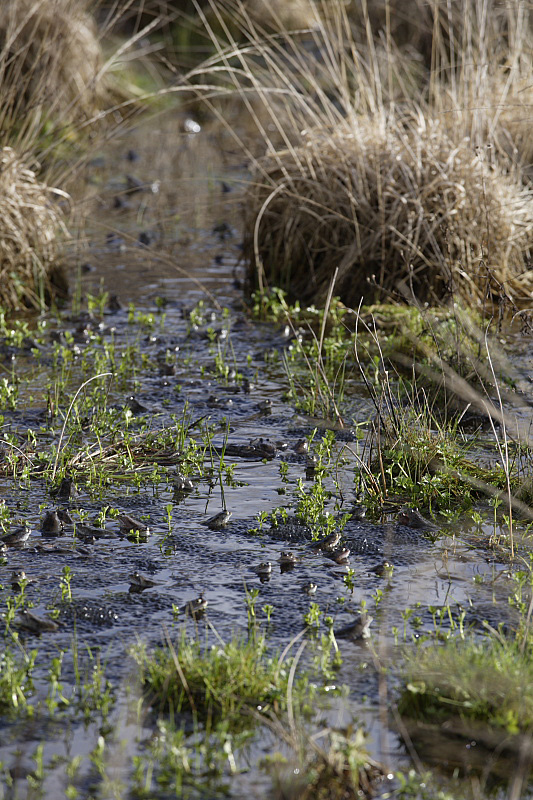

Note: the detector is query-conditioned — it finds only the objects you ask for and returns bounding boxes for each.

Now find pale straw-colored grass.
[0,0,106,143]
[243,110,533,310]
[0,147,68,309]
[196,0,533,312]
[0,0,157,309]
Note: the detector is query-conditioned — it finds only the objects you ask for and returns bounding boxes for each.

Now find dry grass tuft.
[0,147,68,309]
[0,0,150,310]
[0,0,106,142]
[192,0,533,312]
[243,111,533,311]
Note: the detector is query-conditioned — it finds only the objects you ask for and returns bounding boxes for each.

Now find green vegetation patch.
[0,646,36,715]
[399,633,533,735]
[132,628,312,726]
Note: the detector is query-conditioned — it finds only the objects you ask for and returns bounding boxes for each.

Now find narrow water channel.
[0,108,530,799]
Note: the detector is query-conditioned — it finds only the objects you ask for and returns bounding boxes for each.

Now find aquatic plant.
[0,647,37,714]
[266,723,384,800]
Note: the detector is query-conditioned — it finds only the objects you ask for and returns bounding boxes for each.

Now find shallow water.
[1,111,532,799]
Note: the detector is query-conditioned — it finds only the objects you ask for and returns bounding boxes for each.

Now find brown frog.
[204,511,232,530]
[396,507,439,531]
[334,613,373,641]
[118,514,151,537]
[128,571,159,591]
[309,530,341,552]
[16,610,61,634]
[181,596,208,618]
[1,525,31,547]
[325,547,351,564]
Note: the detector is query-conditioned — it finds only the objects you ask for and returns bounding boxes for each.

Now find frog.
[128,571,159,591]
[334,613,373,641]
[204,511,232,530]
[397,507,439,531]
[16,609,61,634]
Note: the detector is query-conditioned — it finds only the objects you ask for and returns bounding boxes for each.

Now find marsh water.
[1,111,532,799]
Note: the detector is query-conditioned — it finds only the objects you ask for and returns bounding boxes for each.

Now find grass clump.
[0,0,105,137]
[398,632,533,735]
[132,626,383,799]
[361,401,507,512]
[133,627,310,725]
[132,608,383,799]
[0,0,106,141]
[268,725,384,800]
[244,112,533,311]
[0,146,68,309]
[195,0,533,311]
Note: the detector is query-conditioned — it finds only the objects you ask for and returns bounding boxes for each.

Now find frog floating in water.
[309,530,341,552]
[174,474,194,493]
[222,439,276,460]
[278,551,299,567]
[180,596,208,618]
[325,547,351,564]
[118,514,151,537]
[1,524,31,547]
[16,609,61,634]
[372,561,394,578]
[396,507,439,531]
[204,511,232,530]
[334,613,373,641]
[254,562,272,579]
[11,570,36,591]
[41,509,63,536]
[77,524,115,542]
[293,439,309,455]
[128,571,159,591]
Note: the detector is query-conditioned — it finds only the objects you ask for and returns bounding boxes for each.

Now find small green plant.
[60,566,73,602]
[46,653,69,714]
[343,568,356,594]
[0,647,37,714]
[304,602,322,633]
[165,502,173,531]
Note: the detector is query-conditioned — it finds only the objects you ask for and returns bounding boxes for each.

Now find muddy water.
[0,112,530,798]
